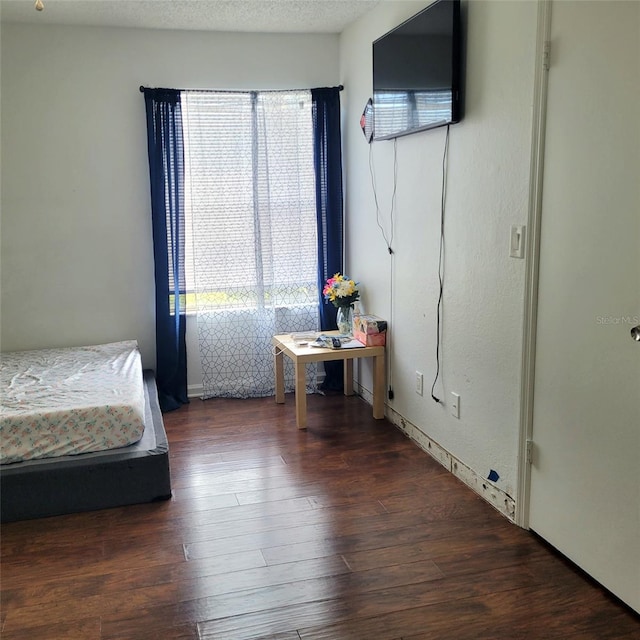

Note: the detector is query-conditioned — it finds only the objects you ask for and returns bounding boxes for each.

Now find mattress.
[1,341,146,464]
[1,370,172,522]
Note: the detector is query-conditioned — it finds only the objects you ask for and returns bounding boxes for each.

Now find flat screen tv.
[372,0,462,141]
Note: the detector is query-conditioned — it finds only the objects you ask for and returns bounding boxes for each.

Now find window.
[144,85,343,400]
[179,90,319,313]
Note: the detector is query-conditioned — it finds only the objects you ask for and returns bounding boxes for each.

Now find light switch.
[510,225,526,259]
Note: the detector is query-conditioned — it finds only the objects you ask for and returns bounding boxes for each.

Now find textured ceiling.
[0,0,382,33]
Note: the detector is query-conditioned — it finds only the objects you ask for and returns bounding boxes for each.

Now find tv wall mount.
[360,98,374,143]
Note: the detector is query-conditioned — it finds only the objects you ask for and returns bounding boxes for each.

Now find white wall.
[340,0,537,500]
[1,24,339,380]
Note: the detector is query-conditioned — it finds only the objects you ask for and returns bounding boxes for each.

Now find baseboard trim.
[355,382,516,522]
[187,384,204,399]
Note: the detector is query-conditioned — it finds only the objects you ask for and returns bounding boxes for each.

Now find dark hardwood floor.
[1,393,638,639]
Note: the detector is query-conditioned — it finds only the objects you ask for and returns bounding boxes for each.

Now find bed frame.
[1,370,172,522]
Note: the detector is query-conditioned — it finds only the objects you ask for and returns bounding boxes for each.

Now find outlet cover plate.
[451,392,460,418]
[416,371,424,396]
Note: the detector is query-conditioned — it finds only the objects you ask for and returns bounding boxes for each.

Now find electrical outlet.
[415,371,424,396]
[451,392,460,418]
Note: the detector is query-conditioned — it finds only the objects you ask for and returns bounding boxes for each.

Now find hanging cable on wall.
[369,141,397,255]
[369,138,398,399]
[431,125,450,403]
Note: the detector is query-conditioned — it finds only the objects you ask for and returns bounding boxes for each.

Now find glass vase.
[336,305,353,336]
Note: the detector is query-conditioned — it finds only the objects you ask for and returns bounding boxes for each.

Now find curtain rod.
[139,85,344,93]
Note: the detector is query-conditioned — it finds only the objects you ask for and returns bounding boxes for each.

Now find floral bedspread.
[0,341,146,464]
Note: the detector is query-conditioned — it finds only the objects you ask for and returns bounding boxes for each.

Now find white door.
[529,0,640,613]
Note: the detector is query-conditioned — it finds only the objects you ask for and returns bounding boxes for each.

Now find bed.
[1,341,172,522]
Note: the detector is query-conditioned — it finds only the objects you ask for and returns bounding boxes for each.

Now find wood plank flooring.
[2,393,638,639]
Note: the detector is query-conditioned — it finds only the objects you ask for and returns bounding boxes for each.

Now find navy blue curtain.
[143,88,188,412]
[312,87,344,391]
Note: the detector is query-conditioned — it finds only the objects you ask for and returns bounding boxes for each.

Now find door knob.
[631,325,640,341]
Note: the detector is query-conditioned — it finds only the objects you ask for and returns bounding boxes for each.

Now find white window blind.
[181,90,319,312]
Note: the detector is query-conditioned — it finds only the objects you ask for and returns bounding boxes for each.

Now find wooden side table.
[272,332,385,429]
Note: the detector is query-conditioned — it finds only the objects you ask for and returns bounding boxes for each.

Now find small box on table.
[353,314,387,347]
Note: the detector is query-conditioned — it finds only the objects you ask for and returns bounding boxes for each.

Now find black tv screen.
[373,0,462,140]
